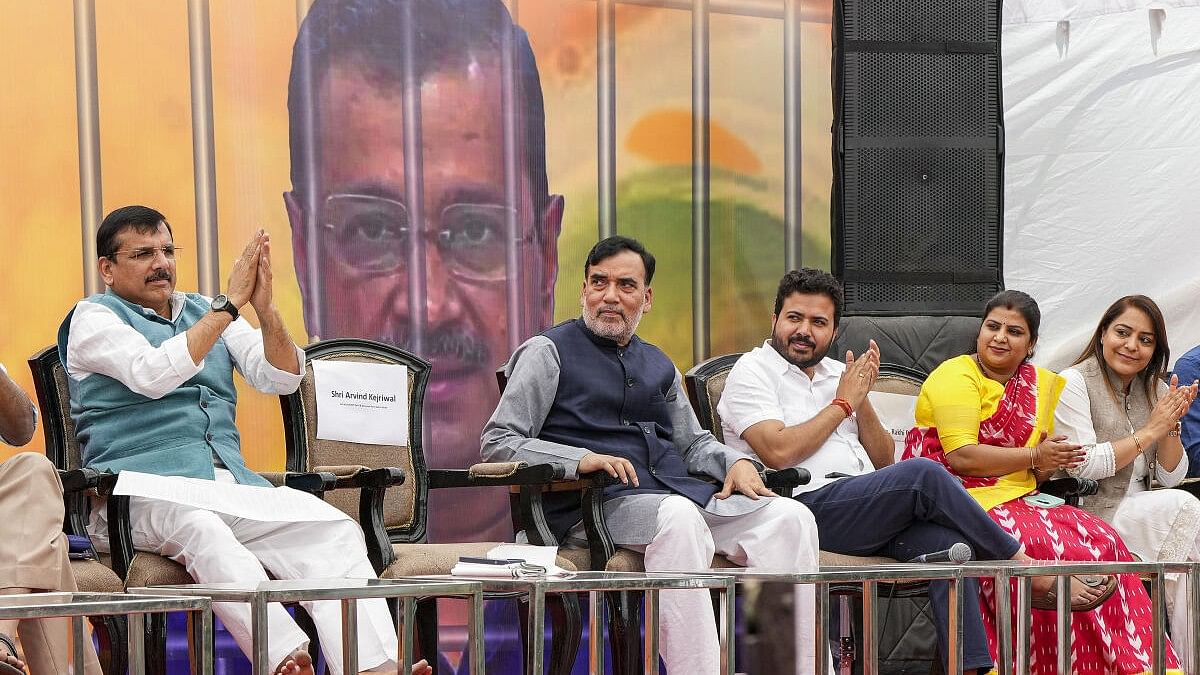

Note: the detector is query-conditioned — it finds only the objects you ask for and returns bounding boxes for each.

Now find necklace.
[973,353,1014,384]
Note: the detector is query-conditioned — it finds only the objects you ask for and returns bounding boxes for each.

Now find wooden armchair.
[29,345,336,673]
[22,347,127,674]
[493,364,809,675]
[279,338,583,674]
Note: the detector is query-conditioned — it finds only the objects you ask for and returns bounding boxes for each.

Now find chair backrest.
[28,346,83,472]
[280,338,432,544]
[870,364,925,461]
[28,345,95,539]
[831,315,979,377]
[683,353,744,444]
[873,363,925,396]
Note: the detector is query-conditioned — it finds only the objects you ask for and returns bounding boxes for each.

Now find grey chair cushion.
[831,315,980,376]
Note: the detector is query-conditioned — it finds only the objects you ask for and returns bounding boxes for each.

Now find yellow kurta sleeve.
[916,356,1066,511]
[916,356,1001,453]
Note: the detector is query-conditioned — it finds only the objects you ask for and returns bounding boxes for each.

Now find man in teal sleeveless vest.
[59,206,429,675]
[483,236,822,674]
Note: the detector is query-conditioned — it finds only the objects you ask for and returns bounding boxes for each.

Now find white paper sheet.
[114,471,349,522]
[476,544,573,577]
[311,360,409,446]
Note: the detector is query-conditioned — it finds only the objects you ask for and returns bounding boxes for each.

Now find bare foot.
[274,648,314,675]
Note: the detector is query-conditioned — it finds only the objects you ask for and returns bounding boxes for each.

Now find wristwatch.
[210,294,239,321]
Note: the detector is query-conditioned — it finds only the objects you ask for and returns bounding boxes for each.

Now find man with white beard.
[481,235,822,675]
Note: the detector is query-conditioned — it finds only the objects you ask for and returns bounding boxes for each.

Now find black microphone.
[908,542,973,564]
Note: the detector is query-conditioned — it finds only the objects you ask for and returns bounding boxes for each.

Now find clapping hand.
[1032,431,1084,470]
[1150,374,1199,436]
[834,339,881,409]
[249,230,275,314]
[225,230,264,308]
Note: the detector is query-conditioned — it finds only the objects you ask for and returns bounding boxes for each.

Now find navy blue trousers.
[797,458,1022,672]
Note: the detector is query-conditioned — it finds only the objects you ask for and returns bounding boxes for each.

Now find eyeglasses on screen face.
[318,193,529,281]
[106,245,182,263]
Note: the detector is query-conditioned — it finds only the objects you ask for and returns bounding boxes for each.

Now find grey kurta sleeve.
[480,335,592,478]
[666,369,764,481]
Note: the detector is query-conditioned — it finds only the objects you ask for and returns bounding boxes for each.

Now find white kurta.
[69,292,399,674]
[1055,366,1200,666]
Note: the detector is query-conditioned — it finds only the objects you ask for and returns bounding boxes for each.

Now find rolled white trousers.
[88,476,398,674]
[626,495,823,675]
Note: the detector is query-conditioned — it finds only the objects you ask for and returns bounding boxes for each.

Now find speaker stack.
[832,0,1005,316]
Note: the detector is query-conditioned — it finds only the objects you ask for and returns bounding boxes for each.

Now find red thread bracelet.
[831,398,854,418]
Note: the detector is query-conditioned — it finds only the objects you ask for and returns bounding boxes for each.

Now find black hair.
[584,236,656,285]
[287,0,549,200]
[983,290,1041,340]
[97,205,172,259]
[773,268,844,327]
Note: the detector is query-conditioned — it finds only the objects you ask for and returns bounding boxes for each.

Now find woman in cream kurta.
[1055,295,1200,668]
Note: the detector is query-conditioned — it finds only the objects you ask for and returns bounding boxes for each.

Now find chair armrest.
[508,471,616,554]
[578,471,622,570]
[312,466,406,490]
[56,469,106,545]
[763,467,811,494]
[1173,477,1200,500]
[1039,476,1098,506]
[92,472,119,496]
[429,462,564,489]
[259,471,340,493]
[59,468,107,494]
[299,467,404,575]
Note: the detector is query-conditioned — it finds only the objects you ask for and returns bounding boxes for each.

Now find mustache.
[789,336,816,349]
[374,327,491,368]
[595,305,626,319]
[145,270,171,283]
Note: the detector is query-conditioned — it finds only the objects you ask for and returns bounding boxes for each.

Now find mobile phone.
[1022,492,1065,509]
[458,556,522,565]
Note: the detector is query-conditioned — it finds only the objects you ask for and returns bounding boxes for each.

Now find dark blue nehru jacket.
[539,319,718,540]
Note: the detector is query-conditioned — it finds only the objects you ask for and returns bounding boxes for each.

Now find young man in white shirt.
[718,268,1025,675]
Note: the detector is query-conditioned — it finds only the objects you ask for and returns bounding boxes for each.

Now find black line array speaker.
[832,0,1004,316]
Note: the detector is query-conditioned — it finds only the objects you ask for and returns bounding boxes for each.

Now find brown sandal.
[0,633,25,675]
[1031,574,1118,612]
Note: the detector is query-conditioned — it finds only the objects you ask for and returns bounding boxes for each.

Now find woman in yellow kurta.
[903,290,1180,674]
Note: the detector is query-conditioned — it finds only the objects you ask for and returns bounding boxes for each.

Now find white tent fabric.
[1002,1,1200,370]
[1004,0,1200,25]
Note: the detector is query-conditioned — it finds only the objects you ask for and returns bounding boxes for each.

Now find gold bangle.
[1029,446,1037,470]
[1132,434,1144,452]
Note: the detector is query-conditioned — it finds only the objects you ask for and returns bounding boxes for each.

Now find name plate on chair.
[867,390,917,462]
[312,360,409,446]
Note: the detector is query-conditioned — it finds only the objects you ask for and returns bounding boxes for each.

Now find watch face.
[211,295,235,316]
